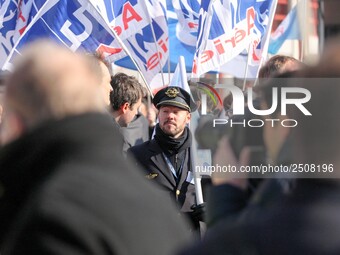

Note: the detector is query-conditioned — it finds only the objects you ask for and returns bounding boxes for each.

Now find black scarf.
[154,124,192,175]
[154,124,192,155]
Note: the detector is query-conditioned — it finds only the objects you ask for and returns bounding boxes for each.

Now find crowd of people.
[0,38,338,254]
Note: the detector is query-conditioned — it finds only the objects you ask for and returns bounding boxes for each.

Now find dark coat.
[205,136,296,228]
[180,179,340,255]
[128,139,196,217]
[120,114,149,149]
[0,113,191,254]
[114,114,149,157]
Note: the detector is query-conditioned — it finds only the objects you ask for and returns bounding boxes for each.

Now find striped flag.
[101,0,169,84]
[192,0,278,78]
[2,0,126,71]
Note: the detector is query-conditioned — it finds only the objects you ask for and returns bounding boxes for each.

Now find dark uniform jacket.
[0,113,191,254]
[128,139,197,225]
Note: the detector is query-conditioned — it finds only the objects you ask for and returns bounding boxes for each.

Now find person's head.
[1,40,105,145]
[256,71,300,163]
[259,55,303,78]
[256,56,302,160]
[110,73,144,127]
[290,62,340,173]
[86,53,112,106]
[153,86,196,138]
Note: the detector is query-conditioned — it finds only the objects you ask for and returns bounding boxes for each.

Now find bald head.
[86,53,112,105]
[1,40,105,144]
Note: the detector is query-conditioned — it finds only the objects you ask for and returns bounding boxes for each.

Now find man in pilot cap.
[128,86,203,232]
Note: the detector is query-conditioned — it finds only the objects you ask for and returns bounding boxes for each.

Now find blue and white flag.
[167,0,200,72]
[3,0,169,84]
[172,0,200,47]
[2,0,127,71]
[192,0,278,78]
[117,0,199,74]
[0,0,18,68]
[0,0,48,69]
[96,0,169,84]
[268,3,300,54]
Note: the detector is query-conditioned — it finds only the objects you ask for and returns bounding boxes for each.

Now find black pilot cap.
[153,86,197,112]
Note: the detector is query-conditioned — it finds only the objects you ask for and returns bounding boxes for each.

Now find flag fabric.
[97,0,169,84]
[169,61,182,86]
[0,0,19,68]
[93,0,167,41]
[0,0,47,69]
[2,0,128,71]
[116,0,199,73]
[268,3,300,54]
[3,0,169,85]
[166,0,199,72]
[3,0,277,80]
[192,0,278,78]
[169,56,191,92]
[217,54,260,78]
[172,0,200,49]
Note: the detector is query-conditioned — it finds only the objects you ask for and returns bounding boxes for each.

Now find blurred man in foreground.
[0,40,191,254]
[87,53,113,106]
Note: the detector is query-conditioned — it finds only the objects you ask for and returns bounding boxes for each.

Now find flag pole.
[179,56,188,89]
[110,28,154,97]
[88,2,154,97]
[192,1,214,79]
[254,0,278,85]
[297,0,317,63]
[318,0,325,54]
[242,42,252,91]
[167,41,171,84]
[145,8,166,87]
[179,56,204,205]
[297,0,306,61]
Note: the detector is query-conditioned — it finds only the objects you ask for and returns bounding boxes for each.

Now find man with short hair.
[129,86,203,231]
[110,73,146,154]
[0,40,191,254]
[110,73,143,127]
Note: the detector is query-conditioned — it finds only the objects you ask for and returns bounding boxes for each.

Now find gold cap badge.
[145,173,158,179]
[165,88,179,98]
